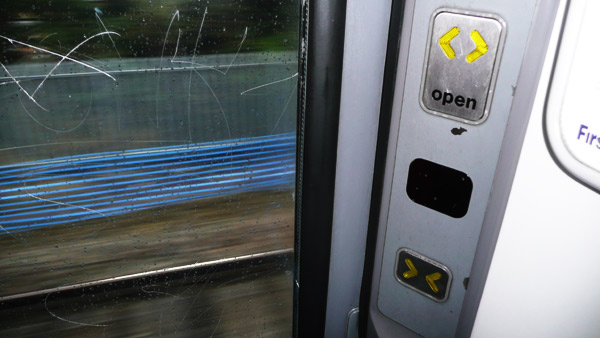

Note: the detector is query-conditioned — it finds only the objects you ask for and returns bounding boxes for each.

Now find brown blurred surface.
[0,252,293,337]
[0,189,294,297]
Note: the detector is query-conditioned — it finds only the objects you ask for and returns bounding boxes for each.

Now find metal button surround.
[394,248,452,302]
[420,9,506,124]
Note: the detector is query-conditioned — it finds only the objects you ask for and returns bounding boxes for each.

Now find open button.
[420,8,506,124]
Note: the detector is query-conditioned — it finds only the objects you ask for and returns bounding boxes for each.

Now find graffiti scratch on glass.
[0,31,118,116]
[156,9,181,128]
[0,6,293,143]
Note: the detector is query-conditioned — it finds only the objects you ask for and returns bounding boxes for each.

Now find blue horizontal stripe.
[1,152,294,204]
[0,147,293,194]
[0,138,295,183]
[0,134,296,234]
[0,133,294,172]
[6,178,295,232]
[2,168,294,224]
[0,141,294,187]
[2,157,295,214]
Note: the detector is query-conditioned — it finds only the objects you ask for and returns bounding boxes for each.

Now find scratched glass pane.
[0,1,297,336]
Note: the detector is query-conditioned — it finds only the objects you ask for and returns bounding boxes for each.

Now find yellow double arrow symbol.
[438,27,488,63]
[402,258,443,293]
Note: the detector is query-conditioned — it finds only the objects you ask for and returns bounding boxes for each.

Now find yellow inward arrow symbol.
[466,30,488,63]
[402,258,418,279]
[438,27,460,59]
[426,272,442,293]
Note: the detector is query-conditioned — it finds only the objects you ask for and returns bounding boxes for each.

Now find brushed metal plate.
[420,9,505,124]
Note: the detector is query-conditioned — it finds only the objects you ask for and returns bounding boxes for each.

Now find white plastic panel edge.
[325,0,393,336]
[473,0,600,336]
[545,0,600,192]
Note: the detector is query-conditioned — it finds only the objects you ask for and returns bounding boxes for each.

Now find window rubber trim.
[293,0,348,337]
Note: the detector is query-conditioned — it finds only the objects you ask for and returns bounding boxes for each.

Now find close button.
[420,8,506,124]
[395,248,452,302]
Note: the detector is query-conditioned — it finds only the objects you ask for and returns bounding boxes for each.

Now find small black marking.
[451,127,467,135]
[463,277,470,290]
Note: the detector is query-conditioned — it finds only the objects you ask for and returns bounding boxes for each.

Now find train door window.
[0,1,299,336]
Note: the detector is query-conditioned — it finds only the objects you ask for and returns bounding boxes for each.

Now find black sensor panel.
[406,158,473,218]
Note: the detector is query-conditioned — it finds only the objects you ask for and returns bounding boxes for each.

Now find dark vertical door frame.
[294,0,347,337]
[359,0,405,336]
